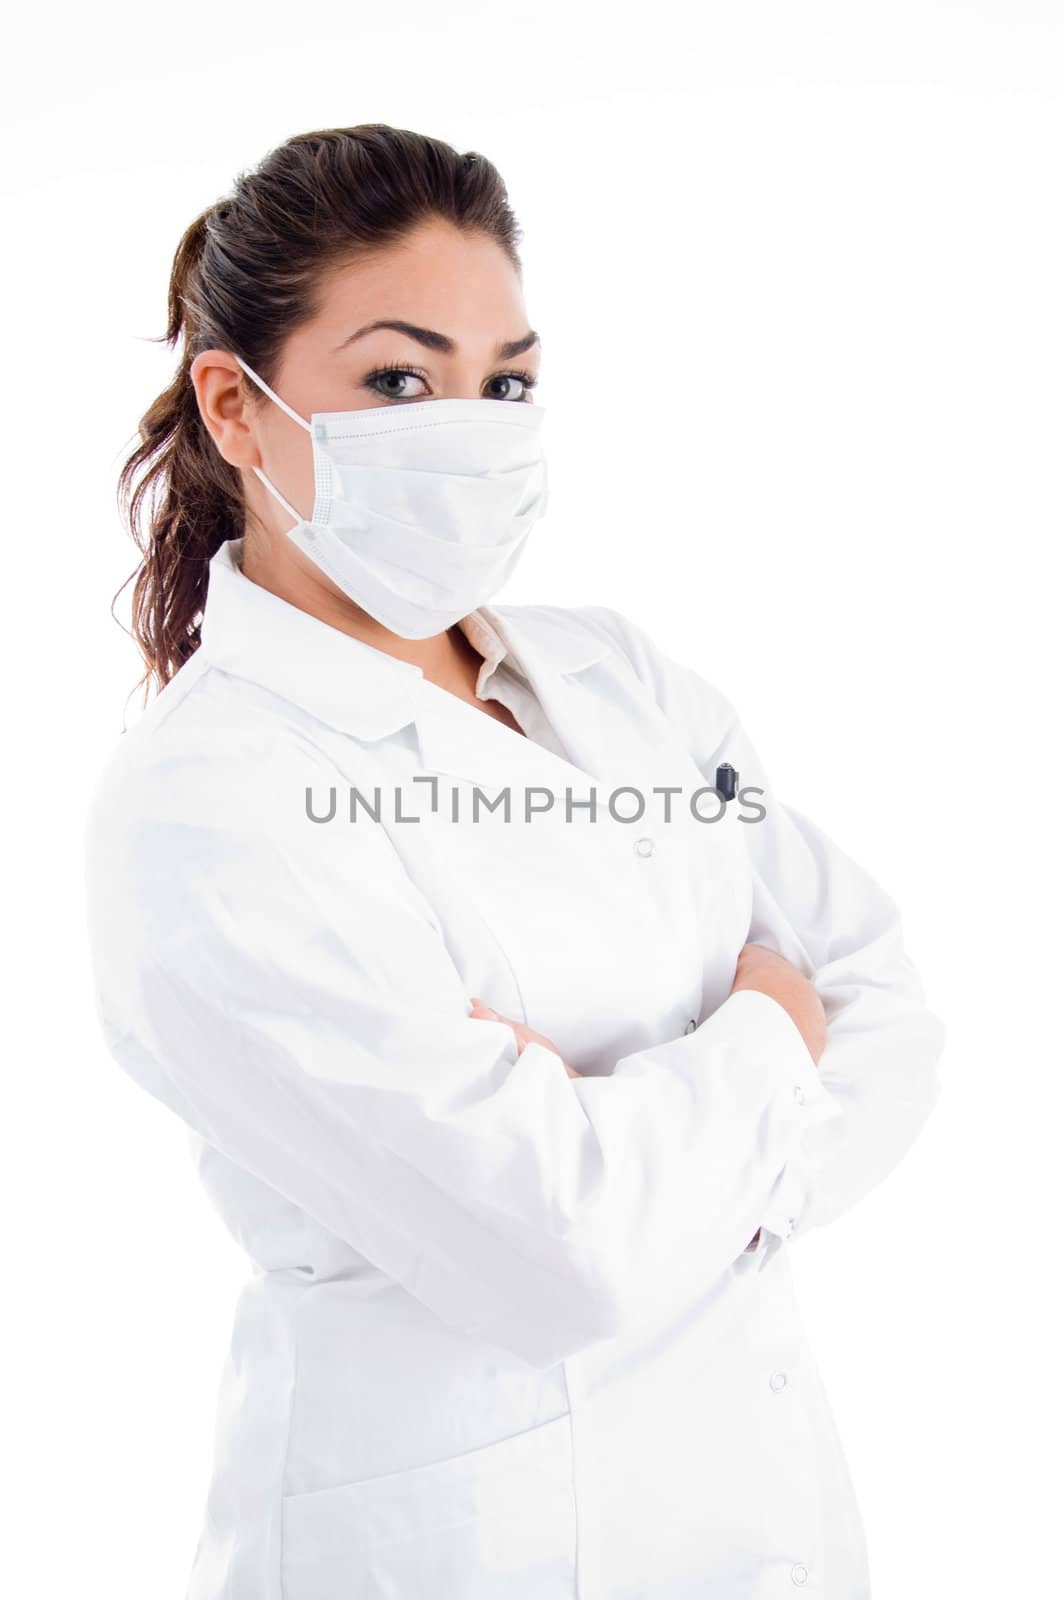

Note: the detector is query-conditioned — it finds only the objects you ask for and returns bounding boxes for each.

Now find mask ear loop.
[232,352,313,433]
[229,352,312,526]
[249,464,304,525]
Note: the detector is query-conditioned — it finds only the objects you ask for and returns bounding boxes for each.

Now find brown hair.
[114,123,523,704]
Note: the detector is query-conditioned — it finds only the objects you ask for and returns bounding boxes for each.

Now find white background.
[2,2,1060,1594]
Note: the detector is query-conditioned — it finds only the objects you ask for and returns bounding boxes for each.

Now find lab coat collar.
[198,538,615,749]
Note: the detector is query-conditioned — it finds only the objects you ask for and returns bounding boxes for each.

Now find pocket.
[280,1411,577,1600]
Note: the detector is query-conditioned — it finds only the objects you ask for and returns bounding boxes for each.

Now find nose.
[441,367,490,401]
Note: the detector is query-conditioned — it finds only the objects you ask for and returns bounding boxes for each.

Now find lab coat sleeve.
[84,724,845,1372]
[575,605,947,1265]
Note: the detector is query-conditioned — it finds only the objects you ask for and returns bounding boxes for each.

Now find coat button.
[793,1085,805,1104]
[685,1018,697,1034]
[634,836,655,858]
[790,1564,809,1585]
[769,1370,788,1392]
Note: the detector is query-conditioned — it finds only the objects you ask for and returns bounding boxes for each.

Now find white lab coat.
[83,537,946,1600]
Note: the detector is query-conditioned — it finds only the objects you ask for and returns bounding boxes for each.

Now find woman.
[84,123,946,1599]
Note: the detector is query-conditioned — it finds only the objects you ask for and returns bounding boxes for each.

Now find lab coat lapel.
[490,606,699,795]
[409,606,613,795]
[410,603,693,796]
[411,679,586,796]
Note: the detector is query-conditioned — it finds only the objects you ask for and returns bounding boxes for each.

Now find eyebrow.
[333,320,540,361]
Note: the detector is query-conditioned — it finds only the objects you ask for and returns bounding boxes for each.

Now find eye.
[364,364,539,404]
[364,364,430,402]
[484,370,539,403]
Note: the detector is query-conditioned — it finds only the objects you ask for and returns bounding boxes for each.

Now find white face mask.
[232,354,550,639]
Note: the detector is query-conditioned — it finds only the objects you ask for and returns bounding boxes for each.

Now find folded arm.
[85,726,843,1370]
[575,606,948,1264]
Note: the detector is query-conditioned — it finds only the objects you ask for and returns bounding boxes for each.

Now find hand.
[468,998,581,1078]
[729,943,828,1066]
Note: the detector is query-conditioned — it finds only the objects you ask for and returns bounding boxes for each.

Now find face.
[191,216,540,594]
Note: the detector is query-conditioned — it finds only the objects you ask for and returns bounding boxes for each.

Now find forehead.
[309,221,530,351]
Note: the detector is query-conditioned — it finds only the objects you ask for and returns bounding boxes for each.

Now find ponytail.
[114,210,244,703]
